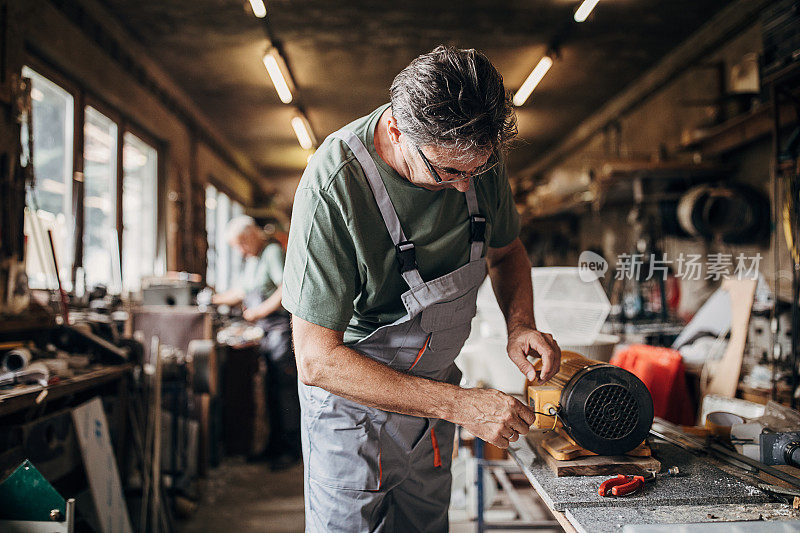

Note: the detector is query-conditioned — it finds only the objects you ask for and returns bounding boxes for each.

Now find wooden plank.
[197,393,211,477]
[72,397,133,533]
[705,278,757,397]
[527,432,661,477]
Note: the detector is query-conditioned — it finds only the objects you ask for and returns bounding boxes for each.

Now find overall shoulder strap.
[464,180,485,262]
[332,129,424,289]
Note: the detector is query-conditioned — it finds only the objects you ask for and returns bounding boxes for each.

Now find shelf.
[596,159,726,183]
[680,104,774,156]
[522,194,592,221]
[681,98,799,157]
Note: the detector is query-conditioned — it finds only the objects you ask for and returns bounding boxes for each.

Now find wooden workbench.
[0,364,134,480]
[508,433,800,533]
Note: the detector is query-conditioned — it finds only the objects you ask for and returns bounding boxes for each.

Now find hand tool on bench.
[598,466,680,497]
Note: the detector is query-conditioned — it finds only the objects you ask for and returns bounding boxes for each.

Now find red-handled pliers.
[598,467,679,497]
[597,474,649,497]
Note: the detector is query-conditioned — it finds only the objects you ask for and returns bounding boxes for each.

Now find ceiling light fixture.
[512,55,553,107]
[262,48,294,104]
[574,0,600,22]
[248,0,267,18]
[291,115,316,150]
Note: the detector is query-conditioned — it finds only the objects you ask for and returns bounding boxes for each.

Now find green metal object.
[0,460,66,521]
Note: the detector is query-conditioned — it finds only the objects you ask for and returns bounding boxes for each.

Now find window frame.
[22,55,166,293]
[205,184,248,292]
[21,62,78,290]
[82,103,120,290]
[120,129,161,292]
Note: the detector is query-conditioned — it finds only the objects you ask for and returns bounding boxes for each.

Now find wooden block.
[483,443,508,461]
[528,431,661,477]
[540,431,651,461]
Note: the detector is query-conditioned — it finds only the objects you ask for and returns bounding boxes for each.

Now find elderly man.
[213,216,300,468]
[283,46,561,531]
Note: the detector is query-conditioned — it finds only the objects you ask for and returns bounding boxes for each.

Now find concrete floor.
[178,458,562,533]
[179,458,305,533]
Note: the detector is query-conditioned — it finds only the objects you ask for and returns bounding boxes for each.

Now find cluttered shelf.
[0,363,133,417]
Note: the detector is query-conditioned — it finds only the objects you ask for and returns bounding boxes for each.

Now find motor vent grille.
[584,384,639,441]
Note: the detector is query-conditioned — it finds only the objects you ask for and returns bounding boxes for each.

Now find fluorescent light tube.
[512,55,553,107]
[249,0,267,18]
[263,49,293,104]
[574,0,600,22]
[291,116,315,150]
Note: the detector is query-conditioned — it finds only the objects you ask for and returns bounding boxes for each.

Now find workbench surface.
[508,434,800,533]
[0,364,133,417]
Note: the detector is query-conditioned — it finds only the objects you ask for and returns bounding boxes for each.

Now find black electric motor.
[558,363,654,455]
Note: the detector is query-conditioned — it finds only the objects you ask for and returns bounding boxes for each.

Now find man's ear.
[387,116,402,145]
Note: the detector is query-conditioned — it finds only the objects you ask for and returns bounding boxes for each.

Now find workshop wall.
[532,19,792,315]
[11,0,264,276]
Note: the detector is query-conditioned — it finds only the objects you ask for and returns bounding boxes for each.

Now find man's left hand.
[243,308,259,322]
[506,326,561,384]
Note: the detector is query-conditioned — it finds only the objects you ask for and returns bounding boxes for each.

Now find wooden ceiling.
[98,0,730,196]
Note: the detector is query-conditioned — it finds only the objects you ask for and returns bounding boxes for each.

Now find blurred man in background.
[213,216,300,469]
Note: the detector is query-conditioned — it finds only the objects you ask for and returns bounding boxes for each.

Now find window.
[22,66,74,290]
[83,106,119,290]
[205,185,245,292]
[205,184,218,287]
[121,132,158,292]
[229,200,244,287]
[214,190,232,292]
[20,64,164,296]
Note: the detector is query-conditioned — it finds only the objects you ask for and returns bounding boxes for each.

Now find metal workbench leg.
[476,453,562,531]
[476,438,485,533]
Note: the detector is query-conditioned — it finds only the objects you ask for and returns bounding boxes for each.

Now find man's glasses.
[415,145,498,184]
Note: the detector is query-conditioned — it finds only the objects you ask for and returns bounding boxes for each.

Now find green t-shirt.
[239,241,285,301]
[282,103,520,343]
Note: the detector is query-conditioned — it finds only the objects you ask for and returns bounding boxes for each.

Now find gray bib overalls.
[300,129,488,532]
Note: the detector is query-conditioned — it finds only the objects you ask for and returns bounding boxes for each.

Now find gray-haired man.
[283,46,561,531]
[213,216,300,468]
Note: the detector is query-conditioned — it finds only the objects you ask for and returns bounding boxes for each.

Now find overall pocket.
[420,287,478,355]
[308,400,382,490]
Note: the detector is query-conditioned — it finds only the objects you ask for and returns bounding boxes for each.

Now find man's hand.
[507,325,561,384]
[242,308,258,322]
[453,388,536,449]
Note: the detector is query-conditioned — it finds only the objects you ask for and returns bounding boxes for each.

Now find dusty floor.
[178,457,562,532]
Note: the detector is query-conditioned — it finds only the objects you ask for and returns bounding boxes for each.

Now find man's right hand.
[452,388,536,449]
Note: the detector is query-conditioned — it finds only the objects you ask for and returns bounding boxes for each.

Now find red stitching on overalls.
[430,428,442,468]
[409,333,432,370]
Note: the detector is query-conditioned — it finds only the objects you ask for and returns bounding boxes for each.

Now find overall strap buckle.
[470,215,487,243]
[395,241,418,273]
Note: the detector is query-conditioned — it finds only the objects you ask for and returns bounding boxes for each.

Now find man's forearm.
[212,289,245,306]
[487,238,536,333]
[292,315,541,448]
[249,285,284,319]
[307,343,463,420]
[293,317,463,422]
